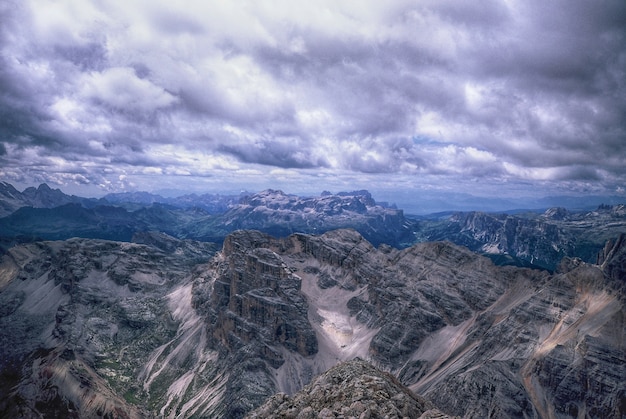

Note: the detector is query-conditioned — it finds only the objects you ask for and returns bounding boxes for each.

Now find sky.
[1,0,625,207]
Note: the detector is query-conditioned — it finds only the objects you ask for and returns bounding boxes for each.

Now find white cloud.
[81,67,178,112]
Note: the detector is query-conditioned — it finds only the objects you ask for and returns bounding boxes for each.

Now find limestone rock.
[1,228,624,418]
[246,358,454,419]
[418,205,626,271]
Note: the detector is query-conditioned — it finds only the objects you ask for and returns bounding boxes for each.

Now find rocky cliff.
[1,229,624,418]
[216,189,414,247]
[246,358,454,418]
[417,205,626,271]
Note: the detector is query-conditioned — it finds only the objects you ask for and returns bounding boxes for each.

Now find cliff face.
[1,229,624,418]
[418,206,626,271]
[0,235,218,418]
[231,229,624,418]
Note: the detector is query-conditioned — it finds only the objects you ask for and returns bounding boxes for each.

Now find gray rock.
[246,358,454,419]
[1,228,624,418]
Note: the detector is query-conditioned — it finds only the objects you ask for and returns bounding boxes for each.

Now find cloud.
[0,0,624,198]
[81,67,178,113]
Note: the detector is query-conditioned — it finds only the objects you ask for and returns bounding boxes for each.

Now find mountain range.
[415,205,626,271]
[0,229,623,417]
[1,182,625,271]
[0,184,414,248]
[0,182,625,418]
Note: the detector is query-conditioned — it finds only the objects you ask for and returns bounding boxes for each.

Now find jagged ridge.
[0,228,624,418]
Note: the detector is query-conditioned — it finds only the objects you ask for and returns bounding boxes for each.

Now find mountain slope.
[0,234,218,418]
[0,230,624,418]
[0,188,417,249]
[196,229,624,417]
[416,205,626,270]
[247,358,453,418]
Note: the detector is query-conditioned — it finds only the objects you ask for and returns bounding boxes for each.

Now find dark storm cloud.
[217,137,327,169]
[0,0,624,197]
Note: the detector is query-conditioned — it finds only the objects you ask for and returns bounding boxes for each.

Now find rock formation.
[216,189,414,247]
[417,205,626,270]
[246,358,454,418]
[0,228,624,418]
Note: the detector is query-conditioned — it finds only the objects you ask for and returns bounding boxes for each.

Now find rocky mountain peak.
[543,206,569,220]
[246,358,454,418]
[205,230,318,362]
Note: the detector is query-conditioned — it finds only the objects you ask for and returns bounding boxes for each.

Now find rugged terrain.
[3,182,626,272]
[1,228,624,418]
[0,184,415,249]
[415,205,626,271]
[247,358,453,418]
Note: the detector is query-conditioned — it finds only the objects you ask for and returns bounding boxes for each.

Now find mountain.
[246,358,453,418]
[1,229,624,418]
[0,182,29,217]
[0,182,240,218]
[3,183,625,264]
[103,191,241,213]
[0,187,417,249]
[0,182,96,217]
[415,205,626,271]
[0,203,140,242]
[399,191,626,215]
[213,189,415,247]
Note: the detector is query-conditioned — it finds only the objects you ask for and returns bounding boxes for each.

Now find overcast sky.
[1,0,625,203]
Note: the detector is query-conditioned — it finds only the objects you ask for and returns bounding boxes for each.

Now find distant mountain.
[0,182,98,217]
[414,205,626,271]
[0,187,418,249]
[0,182,28,217]
[103,190,241,213]
[399,190,626,215]
[0,203,141,242]
[213,189,415,247]
[0,182,102,217]
[103,190,166,206]
[0,203,216,247]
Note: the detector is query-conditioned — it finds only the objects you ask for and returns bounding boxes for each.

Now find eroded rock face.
[418,205,626,271]
[0,235,218,418]
[1,229,624,418]
[194,230,319,416]
[246,358,454,419]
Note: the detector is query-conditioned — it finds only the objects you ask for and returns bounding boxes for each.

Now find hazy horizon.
[5,180,625,215]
